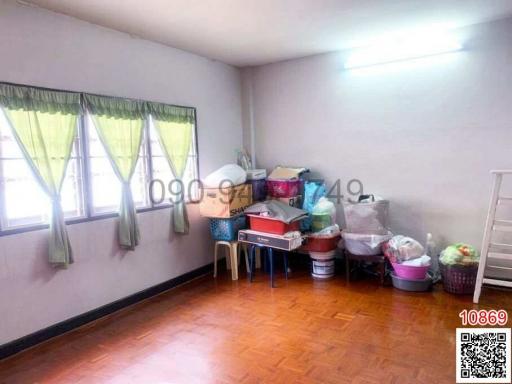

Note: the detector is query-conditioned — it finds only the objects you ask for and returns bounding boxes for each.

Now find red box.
[301,234,341,253]
[247,215,301,235]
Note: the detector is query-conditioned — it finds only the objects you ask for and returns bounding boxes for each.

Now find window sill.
[0,204,180,237]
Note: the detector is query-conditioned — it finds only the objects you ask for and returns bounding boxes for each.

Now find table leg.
[284,253,289,280]
[345,251,350,282]
[249,245,255,282]
[269,248,275,288]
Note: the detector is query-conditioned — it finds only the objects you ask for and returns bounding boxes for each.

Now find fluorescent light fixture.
[344,30,462,69]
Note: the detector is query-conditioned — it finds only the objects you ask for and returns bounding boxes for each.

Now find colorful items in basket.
[439,243,479,266]
[439,243,480,294]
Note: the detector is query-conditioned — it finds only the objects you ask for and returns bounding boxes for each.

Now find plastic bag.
[385,235,424,263]
[311,197,336,232]
[401,255,431,267]
[301,181,326,231]
[342,231,393,255]
[203,164,247,188]
[236,149,252,170]
[343,195,389,235]
[310,224,340,237]
[439,243,479,266]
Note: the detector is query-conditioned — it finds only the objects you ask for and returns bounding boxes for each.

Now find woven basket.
[440,262,478,295]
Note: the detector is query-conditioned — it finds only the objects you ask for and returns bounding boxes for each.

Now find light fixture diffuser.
[344,31,462,69]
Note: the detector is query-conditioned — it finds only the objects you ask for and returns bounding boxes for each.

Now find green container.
[311,213,332,232]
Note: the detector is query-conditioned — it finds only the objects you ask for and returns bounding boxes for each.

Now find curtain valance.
[84,94,146,120]
[0,84,80,114]
[147,102,195,124]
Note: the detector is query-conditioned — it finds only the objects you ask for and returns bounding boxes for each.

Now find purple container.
[247,179,267,201]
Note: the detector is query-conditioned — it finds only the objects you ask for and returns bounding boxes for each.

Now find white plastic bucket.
[310,250,336,279]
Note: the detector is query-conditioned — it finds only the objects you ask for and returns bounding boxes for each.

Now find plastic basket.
[247,179,267,201]
[247,215,300,235]
[209,215,247,241]
[266,179,301,198]
[301,233,341,253]
[440,262,478,295]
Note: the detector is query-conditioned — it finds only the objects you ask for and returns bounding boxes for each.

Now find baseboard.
[0,262,215,360]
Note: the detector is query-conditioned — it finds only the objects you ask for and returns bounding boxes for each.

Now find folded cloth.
[244,200,308,224]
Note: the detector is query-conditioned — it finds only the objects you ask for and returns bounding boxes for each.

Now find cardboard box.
[268,166,308,180]
[268,195,302,208]
[199,184,252,218]
[238,229,305,251]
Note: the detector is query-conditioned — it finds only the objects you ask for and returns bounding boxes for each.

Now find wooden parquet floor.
[1,265,511,384]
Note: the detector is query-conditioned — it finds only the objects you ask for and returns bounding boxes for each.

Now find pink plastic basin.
[392,263,429,280]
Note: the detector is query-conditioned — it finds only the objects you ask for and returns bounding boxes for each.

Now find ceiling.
[26,0,512,67]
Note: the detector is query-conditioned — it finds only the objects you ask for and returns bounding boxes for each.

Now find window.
[0,82,199,234]
[148,115,199,205]
[85,114,151,215]
[0,109,85,230]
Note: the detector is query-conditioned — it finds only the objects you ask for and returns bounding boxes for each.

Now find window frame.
[0,82,200,237]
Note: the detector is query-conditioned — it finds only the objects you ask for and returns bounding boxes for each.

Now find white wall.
[246,17,512,250]
[0,0,242,344]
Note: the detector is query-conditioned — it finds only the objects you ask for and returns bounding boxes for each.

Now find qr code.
[457,328,511,383]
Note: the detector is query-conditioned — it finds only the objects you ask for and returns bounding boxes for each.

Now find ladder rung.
[487,264,512,270]
[491,170,512,175]
[498,196,512,204]
[488,252,512,260]
[492,225,512,232]
[494,219,512,226]
[490,242,512,251]
[483,278,512,288]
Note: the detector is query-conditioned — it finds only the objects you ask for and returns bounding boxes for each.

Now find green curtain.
[84,94,145,250]
[0,84,80,268]
[148,102,194,234]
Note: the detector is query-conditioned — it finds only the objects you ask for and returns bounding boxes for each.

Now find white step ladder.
[474,170,512,303]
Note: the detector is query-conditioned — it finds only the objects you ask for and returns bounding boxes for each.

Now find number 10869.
[459,309,508,326]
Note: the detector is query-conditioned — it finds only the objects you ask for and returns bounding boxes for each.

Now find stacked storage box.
[266,166,307,208]
[199,165,253,241]
[246,169,267,202]
[301,197,340,279]
[239,200,308,251]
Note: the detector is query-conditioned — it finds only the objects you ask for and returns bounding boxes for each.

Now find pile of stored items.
[200,164,310,275]
[200,159,481,294]
[239,166,309,252]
